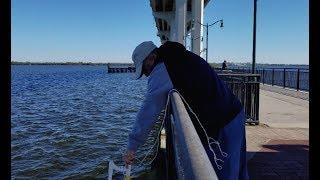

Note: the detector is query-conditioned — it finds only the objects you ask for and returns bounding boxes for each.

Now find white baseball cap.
[132,41,157,79]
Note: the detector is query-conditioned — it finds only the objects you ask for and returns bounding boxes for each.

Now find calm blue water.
[11,65,158,179]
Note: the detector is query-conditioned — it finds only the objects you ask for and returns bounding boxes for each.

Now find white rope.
[170,89,228,170]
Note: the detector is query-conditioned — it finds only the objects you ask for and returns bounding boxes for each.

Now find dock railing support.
[283,68,286,88]
[262,68,265,84]
[297,68,300,91]
[272,69,275,86]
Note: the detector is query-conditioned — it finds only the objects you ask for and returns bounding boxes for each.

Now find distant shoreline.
[11,61,309,69]
[11,62,122,65]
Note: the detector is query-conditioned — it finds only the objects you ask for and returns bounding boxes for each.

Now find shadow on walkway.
[247,140,308,180]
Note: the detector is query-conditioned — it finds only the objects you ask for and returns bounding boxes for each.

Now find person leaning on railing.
[123,41,249,180]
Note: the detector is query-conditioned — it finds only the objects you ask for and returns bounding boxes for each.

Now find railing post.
[262,69,265,84]
[272,69,274,86]
[283,68,286,88]
[165,110,176,179]
[255,75,260,124]
[297,68,300,91]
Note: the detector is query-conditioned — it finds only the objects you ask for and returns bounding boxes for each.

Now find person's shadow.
[247,140,309,180]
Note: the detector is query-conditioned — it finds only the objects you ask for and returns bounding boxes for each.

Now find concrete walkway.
[246,85,309,179]
[259,86,309,128]
[260,84,309,101]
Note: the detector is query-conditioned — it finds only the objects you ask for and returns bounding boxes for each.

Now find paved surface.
[247,138,308,180]
[246,86,309,180]
[260,84,309,101]
[259,88,309,128]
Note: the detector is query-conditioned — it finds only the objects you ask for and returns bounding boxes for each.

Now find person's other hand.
[123,150,135,166]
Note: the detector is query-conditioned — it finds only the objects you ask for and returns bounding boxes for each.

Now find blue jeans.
[205,109,249,180]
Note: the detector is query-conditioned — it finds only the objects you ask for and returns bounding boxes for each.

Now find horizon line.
[11,61,309,66]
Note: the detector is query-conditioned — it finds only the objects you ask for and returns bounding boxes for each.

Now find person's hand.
[123,150,135,167]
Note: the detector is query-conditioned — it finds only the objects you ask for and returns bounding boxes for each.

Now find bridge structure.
[149,0,210,58]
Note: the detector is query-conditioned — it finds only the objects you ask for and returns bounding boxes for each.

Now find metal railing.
[216,67,309,91]
[217,73,260,125]
[155,91,218,180]
[257,68,309,91]
[153,73,260,178]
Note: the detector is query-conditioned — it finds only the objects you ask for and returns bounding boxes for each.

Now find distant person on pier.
[123,41,249,180]
[222,60,227,70]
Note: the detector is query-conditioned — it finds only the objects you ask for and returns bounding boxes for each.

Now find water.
[11,65,159,179]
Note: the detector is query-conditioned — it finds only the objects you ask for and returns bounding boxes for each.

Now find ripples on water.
[11,65,159,179]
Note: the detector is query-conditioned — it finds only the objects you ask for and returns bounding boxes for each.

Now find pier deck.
[107,63,135,73]
[246,85,309,179]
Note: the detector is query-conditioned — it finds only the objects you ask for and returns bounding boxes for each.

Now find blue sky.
[11,0,309,64]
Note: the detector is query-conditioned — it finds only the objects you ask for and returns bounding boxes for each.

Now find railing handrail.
[166,91,218,180]
[215,67,309,71]
[213,67,309,91]
[218,73,261,77]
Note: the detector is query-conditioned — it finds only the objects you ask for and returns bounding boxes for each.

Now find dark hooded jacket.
[157,41,243,139]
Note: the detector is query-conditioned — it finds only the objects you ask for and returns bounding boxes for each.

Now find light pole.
[196,19,223,62]
[252,0,257,74]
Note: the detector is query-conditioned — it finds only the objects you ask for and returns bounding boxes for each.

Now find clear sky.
[11,0,309,64]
